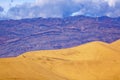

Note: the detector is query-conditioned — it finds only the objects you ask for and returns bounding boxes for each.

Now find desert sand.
[110,40,120,51]
[0,40,120,80]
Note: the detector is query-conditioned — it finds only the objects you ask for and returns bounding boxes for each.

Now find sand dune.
[110,40,120,51]
[0,40,120,80]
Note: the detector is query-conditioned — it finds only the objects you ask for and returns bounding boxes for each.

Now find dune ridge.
[110,40,120,51]
[0,40,120,80]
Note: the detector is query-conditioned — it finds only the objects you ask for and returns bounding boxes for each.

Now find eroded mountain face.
[0,16,120,57]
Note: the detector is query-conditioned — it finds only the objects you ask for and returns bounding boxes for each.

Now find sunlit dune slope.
[110,40,120,51]
[0,40,120,80]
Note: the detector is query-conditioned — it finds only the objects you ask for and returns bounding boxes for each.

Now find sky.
[0,0,120,19]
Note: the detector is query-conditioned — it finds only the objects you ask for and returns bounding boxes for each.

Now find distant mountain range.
[0,15,120,57]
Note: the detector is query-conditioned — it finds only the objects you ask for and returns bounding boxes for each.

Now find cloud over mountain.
[0,6,4,12]
[1,0,120,19]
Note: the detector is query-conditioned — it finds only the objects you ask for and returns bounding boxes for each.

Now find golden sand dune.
[0,40,120,80]
[110,40,120,51]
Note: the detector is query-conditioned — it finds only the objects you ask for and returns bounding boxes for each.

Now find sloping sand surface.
[0,40,120,80]
[110,40,120,51]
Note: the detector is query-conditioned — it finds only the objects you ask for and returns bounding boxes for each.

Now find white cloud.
[1,0,120,19]
[104,0,116,7]
[72,0,85,3]
[35,0,49,6]
[35,0,65,6]
[73,0,119,7]
[71,9,84,16]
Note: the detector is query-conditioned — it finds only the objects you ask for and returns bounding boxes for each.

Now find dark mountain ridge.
[0,15,120,57]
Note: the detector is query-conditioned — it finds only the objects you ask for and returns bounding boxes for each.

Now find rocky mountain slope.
[0,16,120,57]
